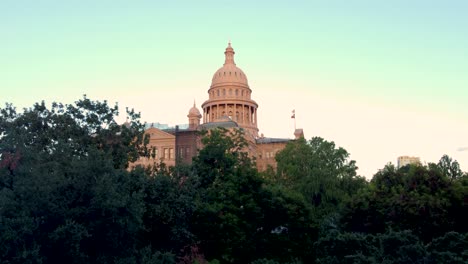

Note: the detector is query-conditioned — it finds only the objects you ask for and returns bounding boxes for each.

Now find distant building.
[132,43,303,171]
[397,156,421,168]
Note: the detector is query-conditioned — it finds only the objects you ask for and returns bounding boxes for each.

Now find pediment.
[145,127,175,140]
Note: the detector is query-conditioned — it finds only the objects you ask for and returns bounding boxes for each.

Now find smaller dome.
[188,101,202,117]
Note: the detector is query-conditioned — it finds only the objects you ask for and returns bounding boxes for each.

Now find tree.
[274,137,366,223]
[314,230,427,264]
[341,161,467,242]
[192,127,251,188]
[426,232,468,263]
[191,128,315,263]
[0,97,153,263]
[437,154,464,180]
[138,164,198,257]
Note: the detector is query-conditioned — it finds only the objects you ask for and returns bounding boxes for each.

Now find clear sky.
[1,0,467,177]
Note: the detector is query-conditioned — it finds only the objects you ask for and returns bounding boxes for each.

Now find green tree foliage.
[274,137,367,222]
[0,96,147,170]
[437,154,464,180]
[192,128,314,263]
[315,229,468,263]
[425,232,468,263]
[3,97,467,263]
[192,128,251,187]
[0,97,159,263]
[138,164,197,255]
[341,160,467,242]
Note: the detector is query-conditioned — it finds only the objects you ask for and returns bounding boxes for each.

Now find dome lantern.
[224,42,235,66]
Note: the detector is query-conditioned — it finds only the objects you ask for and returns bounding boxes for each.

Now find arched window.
[229,89,232,96]
[217,90,220,96]
[223,89,226,96]
[235,89,238,96]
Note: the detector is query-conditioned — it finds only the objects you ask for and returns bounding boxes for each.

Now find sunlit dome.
[211,42,249,87]
[188,102,201,117]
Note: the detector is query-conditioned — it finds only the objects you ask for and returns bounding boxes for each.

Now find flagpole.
[294,115,296,130]
[291,109,296,131]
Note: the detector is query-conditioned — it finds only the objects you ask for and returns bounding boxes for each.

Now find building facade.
[397,156,421,168]
[134,43,303,171]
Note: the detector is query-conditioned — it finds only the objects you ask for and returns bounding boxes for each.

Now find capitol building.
[134,43,303,171]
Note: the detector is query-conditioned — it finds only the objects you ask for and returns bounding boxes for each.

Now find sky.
[1,0,467,178]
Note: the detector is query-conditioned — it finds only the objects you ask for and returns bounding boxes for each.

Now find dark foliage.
[1,98,467,263]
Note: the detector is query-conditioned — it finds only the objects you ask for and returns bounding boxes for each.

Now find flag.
[291,109,295,119]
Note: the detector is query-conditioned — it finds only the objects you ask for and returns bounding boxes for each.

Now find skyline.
[1,0,467,177]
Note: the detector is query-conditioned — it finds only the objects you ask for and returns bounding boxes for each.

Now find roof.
[256,137,292,144]
[145,123,189,130]
[199,120,239,130]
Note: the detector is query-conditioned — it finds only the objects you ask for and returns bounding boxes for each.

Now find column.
[254,108,257,125]
[233,103,236,121]
[242,104,245,124]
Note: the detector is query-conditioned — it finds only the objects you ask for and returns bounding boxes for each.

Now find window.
[186,147,190,157]
[154,148,158,159]
[169,148,174,159]
[164,148,169,159]
[236,89,238,96]
[179,148,184,158]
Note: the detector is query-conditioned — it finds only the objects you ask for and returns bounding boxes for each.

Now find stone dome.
[188,102,201,117]
[210,43,249,87]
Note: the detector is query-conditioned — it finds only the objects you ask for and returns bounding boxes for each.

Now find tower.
[187,101,202,130]
[201,42,259,138]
